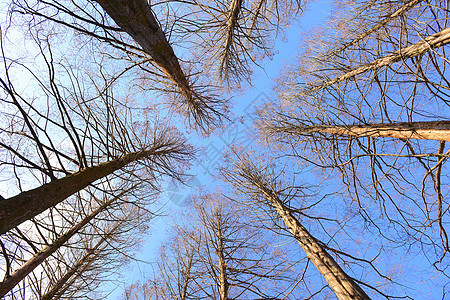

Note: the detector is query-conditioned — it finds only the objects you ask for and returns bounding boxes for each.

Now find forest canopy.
[0,0,449,299]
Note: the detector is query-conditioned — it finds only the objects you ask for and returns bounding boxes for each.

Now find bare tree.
[222,154,371,300]
[10,0,226,130]
[128,194,297,299]
[0,139,192,235]
[0,188,134,297]
[9,0,309,128]
[261,0,450,265]
[156,229,201,300]
[184,0,305,86]
[38,204,146,300]
[38,220,122,300]
[122,280,163,300]
[91,0,228,129]
[0,31,194,234]
[0,27,192,298]
[305,27,450,93]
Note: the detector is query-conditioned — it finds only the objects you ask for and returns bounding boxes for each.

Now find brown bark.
[40,220,123,300]
[180,252,194,300]
[0,190,127,297]
[93,0,193,100]
[217,222,229,300]
[270,121,450,141]
[219,0,243,80]
[310,27,450,92]
[259,187,370,300]
[0,148,163,234]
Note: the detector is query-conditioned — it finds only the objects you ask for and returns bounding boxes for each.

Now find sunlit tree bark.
[267,120,450,142]
[93,0,190,97]
[0,143,190,235]
[92,0,218,128]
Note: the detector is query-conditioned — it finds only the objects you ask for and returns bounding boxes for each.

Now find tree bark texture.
[259,188,370,300]
[94,0,193,100]
[0,149,157,234]
[271,121,450,141]
[217,224,229,300]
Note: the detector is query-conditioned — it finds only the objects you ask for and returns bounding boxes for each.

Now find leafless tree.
[9,0,227,130]
[0,29,194,231]
[9,0,310,129]
[0,28,193,298]
[0,188,133,297]
[176,0,306,87]
[222,154,378,299]
[126,193,299,299]
[259,0,450,267]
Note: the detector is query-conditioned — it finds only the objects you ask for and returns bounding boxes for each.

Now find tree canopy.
[1,0,449,299]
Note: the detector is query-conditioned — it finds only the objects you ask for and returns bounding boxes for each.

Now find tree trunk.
[0,190,127,297]
[180,250,194,300]
[261,188,370,300]
[310,27,450,92]
[40,220,123,300]
[217,223,229,300]
[94,0,193,100]
[270,120,450,141]
[219,0,243,80]
[0,149,161,234]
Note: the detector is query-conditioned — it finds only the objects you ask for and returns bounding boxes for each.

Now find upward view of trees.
[263,0,450,261]
[147,194,298,299]
[0,24,193,298]
[1,0,449,299]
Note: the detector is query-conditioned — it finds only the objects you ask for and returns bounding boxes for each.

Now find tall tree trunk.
[0,190,128,297]
[219,0,243,80]
[309,27,450,92]
[259,187,370,300]
[0,148,165,234]
[269,120,450,141]
[217,223,229,300]
[40,220,123,300]
[180,249,194,300]
[94,0,193,101]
